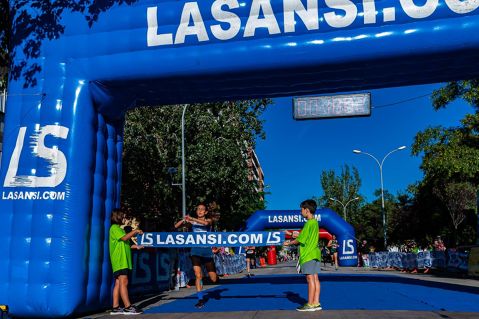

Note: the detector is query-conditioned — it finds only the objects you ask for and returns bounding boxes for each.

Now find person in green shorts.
[284,199,322,312]
[109,209,144,315]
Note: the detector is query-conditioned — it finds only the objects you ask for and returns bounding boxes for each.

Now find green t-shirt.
[109,224,132,272]
[296,218,321,265]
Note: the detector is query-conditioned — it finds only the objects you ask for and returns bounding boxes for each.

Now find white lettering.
[4,125,69,188]
[208,233,216,244]
[238,234,249,244]
[146,1,479,47]
[445,0,479,14]
[197,234,207,244]
[324,0,358,28]
[284,0,319,33]
[165,234,176,244]
[244,0,281,37]
[157,234,164,244]
[175,2,209,44]
[147,6,174,46]
[211,0,241,40]
[251,233,262,244]
[342,239,355,254]
[362,0,377,24]
[229,234,238,244]
[185,234,196,244]
[400,0,438,19]
[141,233,153,245]
[176,234,185,244]
[270,232,281,244]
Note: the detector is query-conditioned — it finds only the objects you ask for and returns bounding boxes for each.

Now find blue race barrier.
[214,254,247,276]
[369,249,470,273]
[130,248,173,295]
[2,0,479,317]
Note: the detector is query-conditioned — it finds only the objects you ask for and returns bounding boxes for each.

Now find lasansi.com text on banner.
[139,231,284,247]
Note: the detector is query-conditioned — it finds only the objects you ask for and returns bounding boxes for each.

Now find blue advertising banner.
[139,231,284,248]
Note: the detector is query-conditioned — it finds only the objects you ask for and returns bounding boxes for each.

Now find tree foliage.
[431,80,479,112]
[351,189,402,249]
[0,0,140,89]
[316,164,362,221]
[411,81,479,246]
[433,182,476,242]
[0,0,8,89]
[412,114,479,184]
[122,100,270,232]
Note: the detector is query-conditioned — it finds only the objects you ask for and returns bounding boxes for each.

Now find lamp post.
[353,146,406,249]
[180,104,188,218]
[329,197,360,221]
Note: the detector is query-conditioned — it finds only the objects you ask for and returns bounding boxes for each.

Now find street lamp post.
[353,146,406,249]
[329,197,360,221]
[180,104,188,218]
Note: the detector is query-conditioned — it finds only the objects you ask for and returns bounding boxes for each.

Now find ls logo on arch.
[2,125,69,201]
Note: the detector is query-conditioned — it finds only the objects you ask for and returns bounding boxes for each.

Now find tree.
[431,80,479,112]
[412,115,479,184]
[316,164,362,221]
[350,189,398,250]
[433,182,476,244]
[0,0,8,89]
[122,99,270,232]
[0,0,140,89]
[411,80,479,245]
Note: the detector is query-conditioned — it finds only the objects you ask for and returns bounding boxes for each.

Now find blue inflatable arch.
[244,209,358,266]
[1,0,479,317]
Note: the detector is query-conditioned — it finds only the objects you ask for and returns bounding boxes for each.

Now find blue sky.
[256,83,474,210]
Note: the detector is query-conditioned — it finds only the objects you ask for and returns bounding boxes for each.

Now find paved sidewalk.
[82,262,479,319]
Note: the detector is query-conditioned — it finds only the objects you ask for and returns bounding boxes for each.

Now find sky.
[255,83,474,210]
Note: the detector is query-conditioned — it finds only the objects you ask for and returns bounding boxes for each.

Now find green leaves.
[412,114,479,183]
[121,100,270,231]
[410,81,479,245]
[317,164,362,221]
[0,0,9,89]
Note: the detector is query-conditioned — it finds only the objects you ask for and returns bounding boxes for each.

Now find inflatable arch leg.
[0,74,127,317]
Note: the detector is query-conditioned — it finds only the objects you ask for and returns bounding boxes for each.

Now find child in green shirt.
[109,209,144,315]
[284,199,322,311]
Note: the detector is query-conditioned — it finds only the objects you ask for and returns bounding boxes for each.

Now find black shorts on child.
[113,268,130,278]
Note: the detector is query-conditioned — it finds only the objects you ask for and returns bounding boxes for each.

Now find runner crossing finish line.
[139,231,284,247]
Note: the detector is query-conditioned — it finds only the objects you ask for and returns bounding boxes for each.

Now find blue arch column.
[244,209,358,266]
[0,65,126,317]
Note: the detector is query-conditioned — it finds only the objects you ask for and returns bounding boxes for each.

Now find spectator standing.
[359,240,370,267]
[434,236,446,251]
[284,199,322,312]
[109,209,144,315]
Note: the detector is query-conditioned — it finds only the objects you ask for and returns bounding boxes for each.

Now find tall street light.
[353,146,406,249]
[180,104,188,218]
[329,197,360,222]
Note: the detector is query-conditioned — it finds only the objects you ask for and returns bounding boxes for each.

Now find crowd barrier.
[369,249,476,274]
[214,253,247,276]
[129,248,248,294]
[175,250,247,288]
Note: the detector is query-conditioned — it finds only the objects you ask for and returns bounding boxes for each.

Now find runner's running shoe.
[195,299,205,309]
